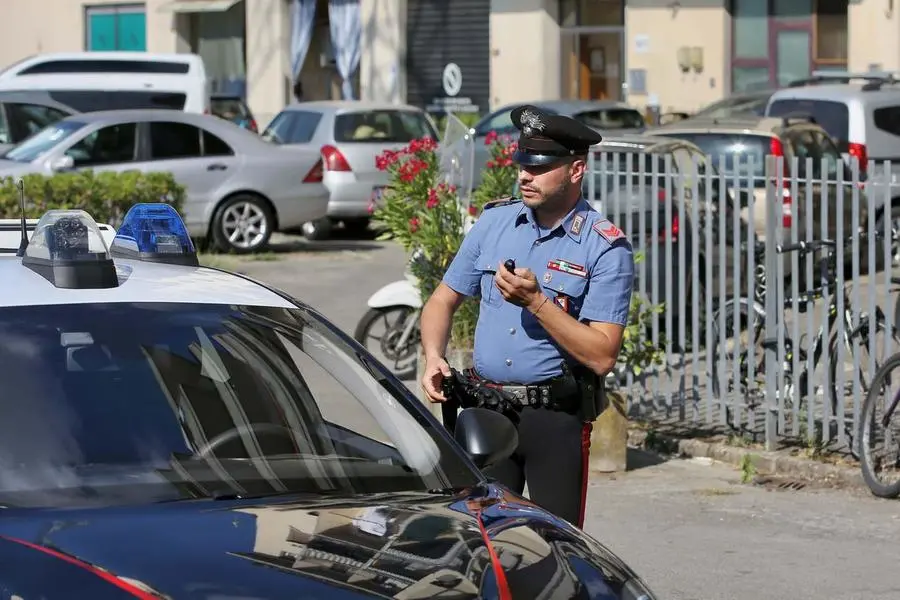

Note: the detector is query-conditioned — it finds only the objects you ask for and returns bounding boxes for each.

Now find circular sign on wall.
[442,62,462,97]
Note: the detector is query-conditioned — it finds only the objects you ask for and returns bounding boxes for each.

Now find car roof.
[596,133,701,151]
[282,100,425,114]
[769,82,900,103]
[0,255,295,309]
[492,99,638,116]
[649,114,799,137]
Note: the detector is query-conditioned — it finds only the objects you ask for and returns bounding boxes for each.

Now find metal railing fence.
[588,149,900,455]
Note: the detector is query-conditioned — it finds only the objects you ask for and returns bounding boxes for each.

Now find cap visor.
[513,149,566,167]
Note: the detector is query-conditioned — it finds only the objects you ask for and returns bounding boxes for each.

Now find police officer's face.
[517,157,586,210]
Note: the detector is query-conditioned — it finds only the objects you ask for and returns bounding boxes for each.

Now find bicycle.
[859,275,900,498]
[710,232,900,455]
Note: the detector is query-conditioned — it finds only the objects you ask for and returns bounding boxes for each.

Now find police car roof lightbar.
[109,203,199,267]
[21,209,119,289]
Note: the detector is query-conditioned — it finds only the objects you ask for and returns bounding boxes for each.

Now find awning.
[157,0,242,13]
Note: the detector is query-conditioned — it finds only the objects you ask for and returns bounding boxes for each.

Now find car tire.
[301,217,333,241]
[210,193,274,254]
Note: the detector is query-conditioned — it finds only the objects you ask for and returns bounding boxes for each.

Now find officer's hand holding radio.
[495,259,545,311]
[422,355,452,403]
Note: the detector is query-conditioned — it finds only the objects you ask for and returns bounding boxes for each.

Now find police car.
[0,202,660,599]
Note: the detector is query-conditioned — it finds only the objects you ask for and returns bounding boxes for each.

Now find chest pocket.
[541,269,589,317]
[475,251,503,308]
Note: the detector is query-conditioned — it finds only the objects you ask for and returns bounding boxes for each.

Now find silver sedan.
[0,109,329,253]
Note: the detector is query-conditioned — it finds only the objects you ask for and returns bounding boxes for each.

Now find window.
[261,111,322,144]
[730,0,848,92]
[0,107,10,146]
[473,107,521,137]
[203,130,233,157]
[5,104,71,143]
[767,98,849,149]
[559,0,623,26]
[787,129,847,180]
[651,132,772,185]
[65,123,138,167]
[333,110,436,144]
[84,4,147,52]
[20,60,187,75]
[47,91,186,112]
[3,121,87,163]
[149,122,201,160]
[873,107,900,137]
[0,303,476,509]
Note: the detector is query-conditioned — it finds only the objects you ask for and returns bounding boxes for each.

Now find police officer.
[419,104,635,528]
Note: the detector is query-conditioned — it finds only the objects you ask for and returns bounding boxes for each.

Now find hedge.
[0,170,186,227]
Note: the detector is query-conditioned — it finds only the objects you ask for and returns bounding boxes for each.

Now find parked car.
[764,71,900,261]
[0,109,329,253]
[262,100,440,240]
[0,90,79,153]
[461,100,647,187]
[649,113,876,278]
[210,93,258,132]
[586,134,753,347]
[0,202,662,599]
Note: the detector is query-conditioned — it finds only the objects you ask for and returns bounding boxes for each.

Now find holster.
[568,362,604,423]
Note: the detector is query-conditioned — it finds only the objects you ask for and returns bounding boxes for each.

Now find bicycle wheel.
[828,312,900,459]
[859,352,900,498]
[710,299,766,410]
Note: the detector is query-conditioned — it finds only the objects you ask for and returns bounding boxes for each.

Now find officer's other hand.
[495,262,541,308]
[422,355,451,403]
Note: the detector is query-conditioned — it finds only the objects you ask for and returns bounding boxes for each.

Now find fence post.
[763,154,781,451]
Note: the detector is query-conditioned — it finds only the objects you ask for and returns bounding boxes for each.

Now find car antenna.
[14,177,28,258]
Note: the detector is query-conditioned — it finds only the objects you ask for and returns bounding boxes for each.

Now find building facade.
[0,0,896,128]
[363,0,900,116]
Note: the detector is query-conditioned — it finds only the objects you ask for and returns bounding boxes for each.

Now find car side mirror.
[49,155,74,171]
[453,407,518,469]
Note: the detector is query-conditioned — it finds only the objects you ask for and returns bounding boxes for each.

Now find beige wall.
[489,0,560,110]
[848,0,900,73]
[624,1,728,114]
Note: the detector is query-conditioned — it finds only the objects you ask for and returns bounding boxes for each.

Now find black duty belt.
[454,368,580,412]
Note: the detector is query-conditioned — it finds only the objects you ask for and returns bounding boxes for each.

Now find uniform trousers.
[481,405,593,528]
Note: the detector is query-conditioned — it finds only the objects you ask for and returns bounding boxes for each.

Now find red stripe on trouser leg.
[578,422,592,528]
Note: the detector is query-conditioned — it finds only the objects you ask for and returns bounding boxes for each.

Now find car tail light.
[321,144,352,172]
[303,159,324,183]
[770,137,784,158]
[782,188,793,228]
[248,118,258,133]
[849,142,868,174]
[656,188,679,242]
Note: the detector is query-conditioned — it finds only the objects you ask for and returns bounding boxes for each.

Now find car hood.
[0,484,656,599]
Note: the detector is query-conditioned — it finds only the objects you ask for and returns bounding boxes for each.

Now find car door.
[53,121,141,176]
[140,120,240,228]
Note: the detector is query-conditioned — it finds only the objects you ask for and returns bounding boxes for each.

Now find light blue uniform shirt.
[443,197,635,384]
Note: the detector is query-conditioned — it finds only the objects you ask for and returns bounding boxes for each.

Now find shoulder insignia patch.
[482,196,521,210]
[592,220,626,243]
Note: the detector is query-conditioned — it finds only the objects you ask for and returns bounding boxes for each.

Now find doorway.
[561,31,624,101]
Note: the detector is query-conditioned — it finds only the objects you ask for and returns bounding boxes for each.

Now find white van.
[0,52,210,114]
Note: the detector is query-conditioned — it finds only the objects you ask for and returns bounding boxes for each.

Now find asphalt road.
[228,232,900,600]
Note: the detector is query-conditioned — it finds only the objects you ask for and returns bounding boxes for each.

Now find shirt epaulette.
[482,196,522,210]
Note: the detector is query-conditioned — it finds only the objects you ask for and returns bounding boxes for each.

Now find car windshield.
[3,120,86,162]
[0,302,478,509]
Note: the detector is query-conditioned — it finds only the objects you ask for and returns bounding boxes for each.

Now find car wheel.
[211,194,274,254]
[301,217,333,241]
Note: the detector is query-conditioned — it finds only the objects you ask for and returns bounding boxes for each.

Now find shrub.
[613,251,668,386]
[0,170,185,227]
[371,137,479,348]
[471,132,519,213]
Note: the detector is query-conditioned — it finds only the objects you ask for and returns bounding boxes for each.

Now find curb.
[626,429,867,491]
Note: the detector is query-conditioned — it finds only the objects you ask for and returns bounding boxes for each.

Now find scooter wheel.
[353,306,420,379]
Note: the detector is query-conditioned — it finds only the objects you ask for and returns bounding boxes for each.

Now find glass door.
[560,31,624,101]
[771,0,812,86]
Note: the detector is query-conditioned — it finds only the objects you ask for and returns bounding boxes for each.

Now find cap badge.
[520,109,545,137]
